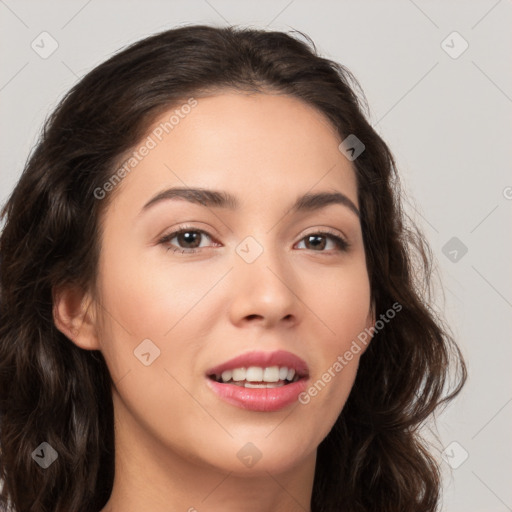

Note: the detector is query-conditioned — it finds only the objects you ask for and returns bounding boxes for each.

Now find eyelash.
[157,224,350,255]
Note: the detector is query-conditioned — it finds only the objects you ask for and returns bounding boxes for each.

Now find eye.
[157,225,218,254]
[157,226,349,255]
[295,230,349,252]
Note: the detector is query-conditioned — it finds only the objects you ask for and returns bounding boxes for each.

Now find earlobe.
[53,285,100,350]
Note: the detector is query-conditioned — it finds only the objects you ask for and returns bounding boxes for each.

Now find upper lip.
[206,350,309,378]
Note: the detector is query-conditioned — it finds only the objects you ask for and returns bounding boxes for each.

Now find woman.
[0,25,466,512]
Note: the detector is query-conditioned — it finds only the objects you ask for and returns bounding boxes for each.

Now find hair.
[0,24,466,512]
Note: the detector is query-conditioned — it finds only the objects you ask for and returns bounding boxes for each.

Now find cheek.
[296,259,371,420]
[100,238,231,326]
[304,258,372,347]
[94,246,228,382]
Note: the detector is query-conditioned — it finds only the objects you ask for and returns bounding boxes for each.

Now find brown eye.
[158,227,216,253]
[174,231,202,249]
[296,231,349,252]
[304,234,327,250]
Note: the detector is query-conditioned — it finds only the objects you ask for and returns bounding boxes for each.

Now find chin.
[196,432,317,476]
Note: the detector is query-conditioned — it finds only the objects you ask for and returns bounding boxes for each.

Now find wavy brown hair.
[0,24,466,512]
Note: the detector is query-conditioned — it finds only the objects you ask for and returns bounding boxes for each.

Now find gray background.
[1,1,511,510]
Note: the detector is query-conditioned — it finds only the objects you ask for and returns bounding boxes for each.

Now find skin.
[54,91,375,512]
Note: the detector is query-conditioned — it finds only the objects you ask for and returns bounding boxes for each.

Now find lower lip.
[206,378,308,412]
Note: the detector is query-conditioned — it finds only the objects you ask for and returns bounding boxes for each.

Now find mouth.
[205,350,309,412]
[208,365,302,388]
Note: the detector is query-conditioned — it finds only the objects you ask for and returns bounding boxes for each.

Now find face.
[89,91,374,475]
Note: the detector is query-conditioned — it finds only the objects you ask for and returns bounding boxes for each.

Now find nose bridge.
[234,231,286,279]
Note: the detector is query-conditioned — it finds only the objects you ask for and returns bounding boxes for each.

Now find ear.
[53,284,100,350]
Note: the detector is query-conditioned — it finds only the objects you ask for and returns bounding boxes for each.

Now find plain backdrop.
[1,1,511,511]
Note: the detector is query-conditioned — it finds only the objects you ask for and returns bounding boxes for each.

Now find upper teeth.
[219,366,296,383]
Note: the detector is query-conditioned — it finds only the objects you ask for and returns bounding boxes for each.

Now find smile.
[205,350,309,412]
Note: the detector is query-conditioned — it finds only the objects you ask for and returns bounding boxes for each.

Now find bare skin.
[54,91,374,512]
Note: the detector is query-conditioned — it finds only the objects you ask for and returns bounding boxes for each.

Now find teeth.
[246,366,263,381]
[243,381,285,388]
[217,366,298,384]
[221,370,232,382]
[263,366,280,382]
[232,368,246,381]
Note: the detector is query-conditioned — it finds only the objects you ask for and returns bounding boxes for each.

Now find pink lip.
[206,378,308,412]
[205,350,310,412]
[206,349,309,377]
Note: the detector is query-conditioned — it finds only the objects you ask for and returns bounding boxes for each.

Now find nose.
[228,240,301,329]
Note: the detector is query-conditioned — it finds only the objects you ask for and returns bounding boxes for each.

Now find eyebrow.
[140,187,360,217]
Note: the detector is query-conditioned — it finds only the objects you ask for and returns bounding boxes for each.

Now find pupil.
[179,232,200,248]
[307,235,325,250]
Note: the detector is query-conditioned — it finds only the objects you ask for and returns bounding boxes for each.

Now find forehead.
[107,92,358,215]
